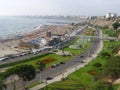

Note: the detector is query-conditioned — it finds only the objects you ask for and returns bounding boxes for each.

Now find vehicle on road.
[46,77,53,80]
[80,55,84,58]
[59,61,65,64]
[50,65,55,68]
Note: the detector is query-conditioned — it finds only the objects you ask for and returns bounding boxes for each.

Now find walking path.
[30,31,103,90]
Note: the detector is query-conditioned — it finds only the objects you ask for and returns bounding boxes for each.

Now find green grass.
[0,27,95,70]
[41,40,120,90]
[22,40,92,69]
[84,27,96,36]
[113,84,120,90]
[25,53,72,69]
[28,82,41,89]
[0,36,92,71]
[102,29,116,37]
[0,53,50,69]
[65,41,92,55]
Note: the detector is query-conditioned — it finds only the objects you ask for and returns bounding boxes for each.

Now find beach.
[0,24,73,57]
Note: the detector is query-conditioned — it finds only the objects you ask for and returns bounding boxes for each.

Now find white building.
[105,13,117,19]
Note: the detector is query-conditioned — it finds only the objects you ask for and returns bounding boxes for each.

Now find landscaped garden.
[69,37,90,49]
[0,27,97,89]
[0,27,94,71]
[39,23,120,90]
[40,40,120,90]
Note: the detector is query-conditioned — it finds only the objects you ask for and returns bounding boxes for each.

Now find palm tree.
[37,61,45,82]
[38,61,45,71]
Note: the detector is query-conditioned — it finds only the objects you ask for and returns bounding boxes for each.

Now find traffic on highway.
[0,25,102,89]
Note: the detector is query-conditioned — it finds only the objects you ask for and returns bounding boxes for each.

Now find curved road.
[26,29,102,87]
[4,26,102,90]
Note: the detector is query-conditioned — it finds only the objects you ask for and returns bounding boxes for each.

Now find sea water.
[0,16,78,38]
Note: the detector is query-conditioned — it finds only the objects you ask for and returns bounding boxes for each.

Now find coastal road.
[4,28,102,90]
[25,29,102,87]
[42,30,101,79]
[0,25,87,66]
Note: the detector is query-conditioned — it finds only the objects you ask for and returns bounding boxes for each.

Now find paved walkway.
[30,37,103,90]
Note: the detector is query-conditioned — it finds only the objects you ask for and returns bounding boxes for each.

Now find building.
[29,38,47,47]
[47,34,62,46]
[18,41,39,50]
[46,32,52,38]
[105,13,117,19]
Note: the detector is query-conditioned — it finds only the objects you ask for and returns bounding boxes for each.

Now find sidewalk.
[30,38,103,90]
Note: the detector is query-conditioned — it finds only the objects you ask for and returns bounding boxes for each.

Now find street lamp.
[38,61,43,83]
[44,80,47,90]
[39,72,42,83]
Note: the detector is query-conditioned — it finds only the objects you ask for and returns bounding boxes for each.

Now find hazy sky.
[0,0,119,16]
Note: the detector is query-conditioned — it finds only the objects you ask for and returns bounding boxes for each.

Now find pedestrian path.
[30,39,103,90]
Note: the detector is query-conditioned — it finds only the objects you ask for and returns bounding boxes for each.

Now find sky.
[0,0,120,16]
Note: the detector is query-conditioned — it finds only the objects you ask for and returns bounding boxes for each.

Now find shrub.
[87,70,97,76]
[41,58,56,64]
[93,63,102,68]
[95,81,113,90]
[101,52,111,58]
[112,45,120,53]
[103,56,120,79]
[53,50,58,52]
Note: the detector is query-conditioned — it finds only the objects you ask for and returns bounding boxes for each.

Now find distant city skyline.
[0,0,120,16]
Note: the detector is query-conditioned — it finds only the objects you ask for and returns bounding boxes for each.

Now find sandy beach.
[0,24,73,57]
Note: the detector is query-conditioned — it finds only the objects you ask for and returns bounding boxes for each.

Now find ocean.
[0,16,78,38]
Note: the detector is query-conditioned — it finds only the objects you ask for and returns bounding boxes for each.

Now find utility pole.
[39,71,42,83]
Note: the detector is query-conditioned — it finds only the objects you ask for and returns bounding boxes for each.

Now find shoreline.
[0,24,73,57]
[0,24,70,40]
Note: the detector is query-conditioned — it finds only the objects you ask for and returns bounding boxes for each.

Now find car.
[50,65,55,68]
[1,57,9,61]
[46,77,53,80]
[80,55,84,58]
[81,61,84,63]
[59,61,65,64]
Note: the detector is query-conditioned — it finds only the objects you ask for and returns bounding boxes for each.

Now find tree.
[112,21,120,30]
[37,61,46,71]
[1,64,36,90]
[14,64,36,81]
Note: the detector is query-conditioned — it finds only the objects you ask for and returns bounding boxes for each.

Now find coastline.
[0,24,73,57]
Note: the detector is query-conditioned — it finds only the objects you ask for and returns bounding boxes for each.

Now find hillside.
[89,18,116,29]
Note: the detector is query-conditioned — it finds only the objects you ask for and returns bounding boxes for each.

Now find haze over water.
[0,16,77,38]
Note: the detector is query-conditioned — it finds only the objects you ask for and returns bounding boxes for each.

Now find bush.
[101,52,111,58]
[5,64,36,81]
[87,70,97,76]
[102,25,109,29]
[103,56,120,79]
[95,81,113,90]
[41,58,56,64]
[112,45,120,53]
[93,63,102,68]
[0,53,49,69]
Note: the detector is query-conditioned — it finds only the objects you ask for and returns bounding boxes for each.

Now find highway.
[42,30,101,79]
[2,26,102,90]
[0,25,87,66]
[25,29,102,87]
